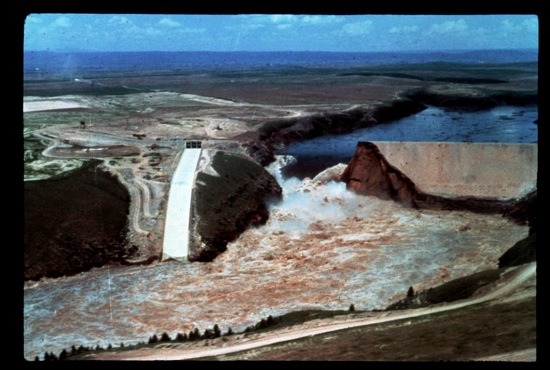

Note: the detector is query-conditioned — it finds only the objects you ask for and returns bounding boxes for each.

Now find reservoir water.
[278,104,538,179]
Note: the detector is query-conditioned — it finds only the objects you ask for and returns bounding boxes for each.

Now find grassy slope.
[207,296,535,361]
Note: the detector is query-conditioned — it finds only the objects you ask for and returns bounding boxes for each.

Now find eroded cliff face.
[340,141,537,270]
[340,141,520,214]
[340,141,418,208]
[189,150,283,262]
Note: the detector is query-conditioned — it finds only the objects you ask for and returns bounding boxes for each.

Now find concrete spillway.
[162,147,202,261]
[372,142,538,199]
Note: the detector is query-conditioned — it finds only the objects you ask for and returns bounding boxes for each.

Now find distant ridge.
[24,49,539,80]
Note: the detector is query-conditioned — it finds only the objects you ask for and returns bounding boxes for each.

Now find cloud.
[26,15,42,24]
[277,24,292,30]
[342,20,373,35]
[389,25,419,34]
[108,15,132,25]
[301,15,343,24]
[429,19,468,34]
[144,27,162,36]
[502,17,538,33]
[159,18,181,28]
[269,14,297,23]
[238,14,343,27]
[53,16,71,28]
[236,14,343,33]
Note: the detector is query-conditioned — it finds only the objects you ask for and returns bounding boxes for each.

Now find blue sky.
[24,14,538,52]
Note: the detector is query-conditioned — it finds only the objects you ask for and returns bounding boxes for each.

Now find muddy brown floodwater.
[23,173,527,360]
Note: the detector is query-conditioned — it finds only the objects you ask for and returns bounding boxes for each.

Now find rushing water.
[279,104,538,179]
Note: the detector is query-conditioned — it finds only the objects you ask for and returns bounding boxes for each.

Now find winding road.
[115,170,149,235]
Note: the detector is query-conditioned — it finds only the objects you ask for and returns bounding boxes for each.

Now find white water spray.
[265,155,374,237]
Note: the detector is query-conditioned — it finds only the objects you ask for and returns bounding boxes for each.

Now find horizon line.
[24,47,540,53]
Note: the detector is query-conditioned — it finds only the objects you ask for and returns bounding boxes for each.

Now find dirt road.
[475,348,536,362]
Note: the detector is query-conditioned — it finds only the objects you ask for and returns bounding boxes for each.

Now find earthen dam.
[371,141,537,199]
[161,141,537,262]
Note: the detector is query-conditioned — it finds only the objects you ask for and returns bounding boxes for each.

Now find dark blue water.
[24,49,538,80]
[279,104,538,178]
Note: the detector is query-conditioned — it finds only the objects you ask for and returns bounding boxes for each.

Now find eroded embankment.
[338,141,537,264]
[403,87,538,109]
[237,87,537,167]
[238,98,427,166]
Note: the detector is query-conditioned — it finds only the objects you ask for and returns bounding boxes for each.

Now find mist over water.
[266,155,373,237]
[270,178,367,237]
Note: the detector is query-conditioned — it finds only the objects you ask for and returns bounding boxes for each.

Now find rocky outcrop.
[340,141,419,208]
[189,150,282,261]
